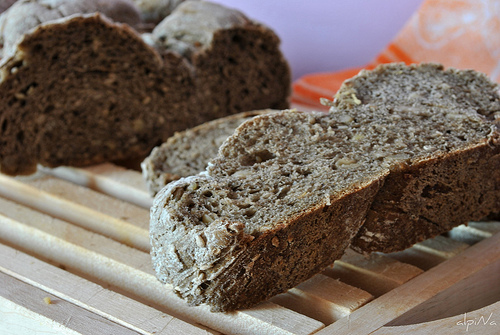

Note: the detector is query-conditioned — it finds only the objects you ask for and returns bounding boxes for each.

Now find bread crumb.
[43,297,52,305]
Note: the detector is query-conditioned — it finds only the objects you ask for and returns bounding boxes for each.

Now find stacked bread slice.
[149,63,500,312]
[141,109,275,196]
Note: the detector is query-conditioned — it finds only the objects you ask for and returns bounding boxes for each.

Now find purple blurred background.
[213,0,424,80]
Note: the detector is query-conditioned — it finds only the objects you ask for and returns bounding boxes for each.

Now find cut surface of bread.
[335,64,500,253]
[0,0,290,175]
[141,109,275,196]
[150,63,500,312]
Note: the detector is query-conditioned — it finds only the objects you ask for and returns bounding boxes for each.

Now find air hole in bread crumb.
[16,131,24,142]
[277,186,290,199]
[244,208,256,218]
[254,149,275,164]
[200,281,210,290]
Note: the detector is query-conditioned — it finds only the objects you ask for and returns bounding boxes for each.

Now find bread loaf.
[0,0,290,175]
[150,63,500,312]
[141,109,275,196]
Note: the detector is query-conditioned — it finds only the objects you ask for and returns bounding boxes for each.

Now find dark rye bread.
[337,64,500,253]
[0,0,290,175]
[150,63,500,312]
[150,1,290,124]
[141,109,275,196]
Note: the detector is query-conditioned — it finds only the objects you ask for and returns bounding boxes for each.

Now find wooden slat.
[271,274,373,325]
[0,211,324,335]
[323,249,423,297]
[314,231,500,335]
[387,257,500,327]
[0,243,212,335]
[0,196,152,274]
[42,164,152,208]
[0,173,150,252]
[387,235,470,270]
[1,295,81,335]
[1,164,499,334]
[412,235,470,258]
[0,271,140,335]
[371,300,500,335]
[23,175,150,231]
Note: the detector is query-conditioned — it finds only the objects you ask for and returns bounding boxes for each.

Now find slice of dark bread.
[335,64,500,253]
[0,0,290,175]
[141,109,275,196]
[150,63,500,312]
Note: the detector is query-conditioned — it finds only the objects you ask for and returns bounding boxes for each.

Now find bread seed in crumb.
[199,263,213,270]
[195,234,206,247]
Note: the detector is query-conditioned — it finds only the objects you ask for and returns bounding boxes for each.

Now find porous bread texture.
[336,63,500,253]
[0,0,290,175]
[141,109,275,196]
[150,63,500,312]
[0,13,189,175]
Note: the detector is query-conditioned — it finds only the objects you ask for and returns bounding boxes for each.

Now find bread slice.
[141,109,275,196]
[150,63,500,312]
[334,64,500,253]
[0,0,290,175]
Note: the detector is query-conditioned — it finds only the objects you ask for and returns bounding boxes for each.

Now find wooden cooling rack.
[0,163,499,334]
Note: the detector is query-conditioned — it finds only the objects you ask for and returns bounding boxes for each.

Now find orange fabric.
[292,0,500,109]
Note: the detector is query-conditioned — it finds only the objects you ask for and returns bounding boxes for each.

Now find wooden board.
[1,163,499,335]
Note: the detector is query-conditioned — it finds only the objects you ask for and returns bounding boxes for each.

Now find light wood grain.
[0,211,324,335]
[387,235,470,270]
[42,164,152,209]
[0,173,150,251]
[324,249,423,297]
[271,274,373,325]
[372,300,500,335]
[315,231,500,335]
[1,164,498,334]
[1,296,84,335]
[0,243,214,335]
[24,174,150,230]
[0,195,153,274]
[0,271,140,335]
